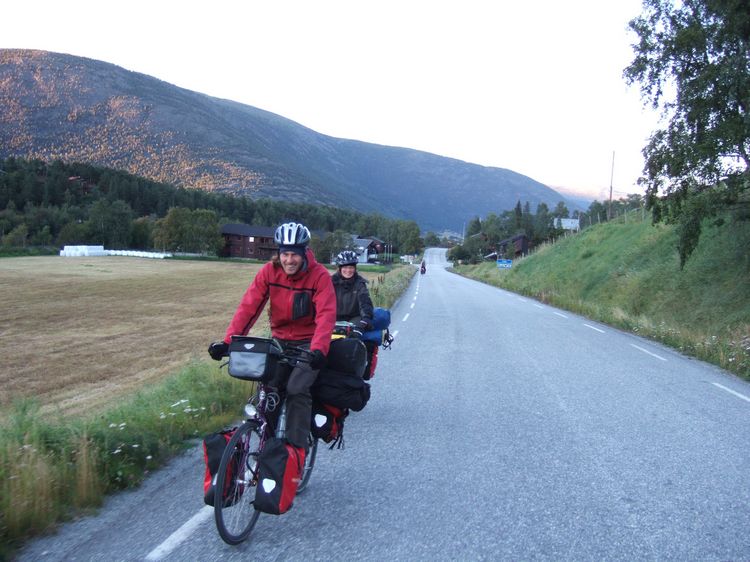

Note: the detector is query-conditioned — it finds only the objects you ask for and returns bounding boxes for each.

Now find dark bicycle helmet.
[335,250,359,266]
[274,222,311,246]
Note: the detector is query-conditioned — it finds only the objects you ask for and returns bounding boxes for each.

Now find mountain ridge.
[0,49,574,231]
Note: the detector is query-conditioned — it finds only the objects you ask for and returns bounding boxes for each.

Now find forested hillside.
[0,157,423,255]
[0,49,575,231]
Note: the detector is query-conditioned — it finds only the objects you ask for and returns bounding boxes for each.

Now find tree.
[423,232,441,247]
[2,223,28,248]
[87,199,133,248]
[625,0,750,266]
[311,229,353,264]
[552,201,570,219]
[184,209,223,254]
[533,203,552,244]
[465,216,482,237]
[395,220,423,255]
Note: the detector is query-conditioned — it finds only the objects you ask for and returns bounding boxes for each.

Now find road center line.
[630,344,667,362]
[410,303,415,309]
[145,506,212,561]
[584,324,605,333]
[402,313,410,322]
[391,330,399,338]
[712,382,750,403]
[533,303,544,309]
[553,312,568,319]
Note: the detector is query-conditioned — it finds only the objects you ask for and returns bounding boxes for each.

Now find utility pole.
[607,151,615,221]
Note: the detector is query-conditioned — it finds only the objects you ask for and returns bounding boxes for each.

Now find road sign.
[497,259,512,269]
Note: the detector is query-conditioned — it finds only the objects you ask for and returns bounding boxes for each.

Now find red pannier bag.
[253,438,305,515]
[202,428,238,506]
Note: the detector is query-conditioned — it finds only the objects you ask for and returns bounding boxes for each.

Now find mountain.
[0,49,574,231]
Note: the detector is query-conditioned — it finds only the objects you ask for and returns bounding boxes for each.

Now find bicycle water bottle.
[276,401,287,439]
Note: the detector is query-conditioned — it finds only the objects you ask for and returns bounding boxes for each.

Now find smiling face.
[340,265,356,279]
[280,251,304,275]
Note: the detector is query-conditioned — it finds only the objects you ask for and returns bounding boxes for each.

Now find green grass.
[0,263,414,557]
[0,246,59,258]
[455,213,750,378]
[0,362,247,556]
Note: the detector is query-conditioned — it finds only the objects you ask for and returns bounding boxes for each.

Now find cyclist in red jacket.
[209,222,336,448]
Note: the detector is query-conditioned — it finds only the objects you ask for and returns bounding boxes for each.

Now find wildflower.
[170,399,189,408]
[112,448,122,455]
[131,444,139,448]
[159,414,166,419]
[146,455,153,460]
[108,423,117,428]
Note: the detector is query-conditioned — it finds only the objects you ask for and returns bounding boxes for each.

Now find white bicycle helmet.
[335,250,359,266]
[274,222,311,246]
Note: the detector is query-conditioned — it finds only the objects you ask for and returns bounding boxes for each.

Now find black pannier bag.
[202,428,239,507]
[325,338,368,378]
[227,336,282,382]
[311,368,371,411]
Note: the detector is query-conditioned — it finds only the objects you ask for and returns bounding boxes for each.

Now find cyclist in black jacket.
[331,250,379,378]
[331,250,374,329]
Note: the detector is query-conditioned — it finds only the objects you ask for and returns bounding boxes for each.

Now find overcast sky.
[4,0,660,201]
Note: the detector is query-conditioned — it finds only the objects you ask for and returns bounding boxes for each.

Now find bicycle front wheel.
[296,432,318,494]
[214,421,263,545]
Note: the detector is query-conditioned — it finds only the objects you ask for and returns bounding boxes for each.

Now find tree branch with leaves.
[624,0,750,266]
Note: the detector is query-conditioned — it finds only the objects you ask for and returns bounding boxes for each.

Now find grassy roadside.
[0,261,415,556]
[453,213,750,379]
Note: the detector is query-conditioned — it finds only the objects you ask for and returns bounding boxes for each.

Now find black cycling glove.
[309,349,326,369]
[208,341,229,361]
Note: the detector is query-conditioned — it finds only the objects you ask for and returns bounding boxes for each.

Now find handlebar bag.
[227,336,281,382]
[325,338,368,378]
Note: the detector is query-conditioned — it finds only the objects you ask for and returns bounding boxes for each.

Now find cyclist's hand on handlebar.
[358,319,373,332]
[309,349,326,369]
[208,341,229,361]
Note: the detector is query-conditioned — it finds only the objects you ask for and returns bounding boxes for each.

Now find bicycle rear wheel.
[296,432,318,494]
[214,421,262,545]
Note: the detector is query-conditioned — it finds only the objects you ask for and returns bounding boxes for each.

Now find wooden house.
[220,224,277,259]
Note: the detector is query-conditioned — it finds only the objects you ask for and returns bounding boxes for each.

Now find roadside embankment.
[453,215,749,380]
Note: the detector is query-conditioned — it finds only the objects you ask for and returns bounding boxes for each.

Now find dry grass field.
[0,257,272,416]
[0,256,388,417]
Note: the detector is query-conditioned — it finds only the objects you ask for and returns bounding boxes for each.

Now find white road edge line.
[145,506,213,561]
[584,324,605,333]
[553,312,568,319]
[410,303,415,309]
[630,344,667,362]
[391,330,399,338]
[712,382,750,403]
[402,313,410,322]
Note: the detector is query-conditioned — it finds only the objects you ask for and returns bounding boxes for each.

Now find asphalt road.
[18,248,750,561]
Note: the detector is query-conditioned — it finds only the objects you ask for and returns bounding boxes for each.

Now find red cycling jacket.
[223,248,336,355]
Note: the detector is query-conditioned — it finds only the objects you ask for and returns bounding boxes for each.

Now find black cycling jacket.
[331,272,374,323]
